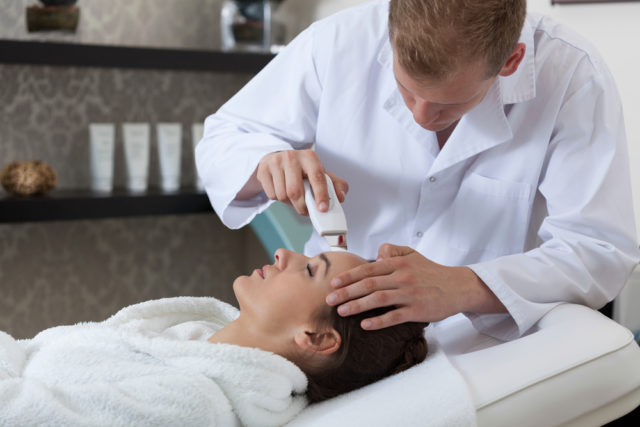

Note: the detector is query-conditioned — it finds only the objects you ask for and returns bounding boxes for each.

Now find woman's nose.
[274,248,305,270]
[274,248,293,270]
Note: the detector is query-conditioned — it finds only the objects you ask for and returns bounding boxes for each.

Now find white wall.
[306,0,640,241]
[312,0,369,16]
[277,0,367,37]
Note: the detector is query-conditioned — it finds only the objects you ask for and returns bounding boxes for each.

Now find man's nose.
[412,100,440,126]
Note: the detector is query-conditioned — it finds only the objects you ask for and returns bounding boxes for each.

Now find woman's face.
[234,249,366,335]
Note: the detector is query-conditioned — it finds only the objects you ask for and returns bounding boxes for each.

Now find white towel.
[287,325,477,427]
[0,297,307,427]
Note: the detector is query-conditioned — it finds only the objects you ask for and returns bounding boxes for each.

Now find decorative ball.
[0,160,58,196]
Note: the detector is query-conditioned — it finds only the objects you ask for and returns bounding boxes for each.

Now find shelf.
[0,39,253,223]
[0,188,213,223]
[0,39,275,72]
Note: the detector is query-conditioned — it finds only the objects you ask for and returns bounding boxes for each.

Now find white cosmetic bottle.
[157,123,182,192]
[191,123,204,192]
[122,123,150,193]
[89,123,115,193]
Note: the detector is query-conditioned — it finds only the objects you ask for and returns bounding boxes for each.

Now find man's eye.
[306,264,314,277]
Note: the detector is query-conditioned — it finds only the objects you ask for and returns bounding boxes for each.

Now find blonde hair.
[388,0,526,81]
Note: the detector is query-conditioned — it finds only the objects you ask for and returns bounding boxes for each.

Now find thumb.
[377,243,415,260]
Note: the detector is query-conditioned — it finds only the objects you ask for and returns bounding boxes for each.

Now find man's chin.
[420,122,453,132]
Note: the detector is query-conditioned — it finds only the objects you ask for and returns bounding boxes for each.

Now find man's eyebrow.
[320,253,331,277]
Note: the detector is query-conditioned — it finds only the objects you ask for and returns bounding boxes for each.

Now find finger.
[325,170,349,202]
[361,307,414,330]
[377,243,415,260]
[257,173,276,200]
[283,157,307,215]
[301,161,328,212]
[256,162,277,200]
[326,274,399,307]
[330,259,395,289]
[270,166,288,203]
[335,288,402,317]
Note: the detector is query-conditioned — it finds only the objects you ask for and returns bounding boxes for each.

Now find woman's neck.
[207,315,284,357]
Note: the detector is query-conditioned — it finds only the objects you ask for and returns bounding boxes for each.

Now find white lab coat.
[196,1,640,339]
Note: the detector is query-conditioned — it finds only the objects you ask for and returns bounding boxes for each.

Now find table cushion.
[434,304,640,426]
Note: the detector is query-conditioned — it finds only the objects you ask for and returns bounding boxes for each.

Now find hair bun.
[392,334,428,374]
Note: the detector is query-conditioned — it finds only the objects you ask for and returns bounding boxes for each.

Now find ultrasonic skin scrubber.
[304,174,348,252]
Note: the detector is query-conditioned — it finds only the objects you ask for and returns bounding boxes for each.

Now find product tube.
[89,123,115,193]
[157,123,182,192]
[191,123,204,191]
[122,123,150,193]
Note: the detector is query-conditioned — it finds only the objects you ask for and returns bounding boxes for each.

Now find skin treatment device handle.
[303,174,348,251]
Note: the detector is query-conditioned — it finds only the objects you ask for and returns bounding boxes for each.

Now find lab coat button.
[416,231,423,238]
[429,176,437,183]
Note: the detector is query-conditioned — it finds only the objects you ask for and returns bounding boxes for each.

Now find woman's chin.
[232,276,245,296]
[234,269,259,285]
[232,271,260,305]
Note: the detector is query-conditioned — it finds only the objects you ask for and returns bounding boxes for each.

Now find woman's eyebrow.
[320,253,331,277]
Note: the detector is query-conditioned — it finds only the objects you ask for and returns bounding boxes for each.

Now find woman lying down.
[0,249,428,427]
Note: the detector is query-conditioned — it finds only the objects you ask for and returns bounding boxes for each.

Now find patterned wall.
[0,0,223,50]
[0,64,250,190]
[0,215,259,339]
[0,0,273,338]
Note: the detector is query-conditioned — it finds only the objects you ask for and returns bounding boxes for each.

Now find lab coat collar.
[429,80,513,175]
[499,15,536,104]
[377,14,537,106]
[377,38,392,70]
[382,76,513,175]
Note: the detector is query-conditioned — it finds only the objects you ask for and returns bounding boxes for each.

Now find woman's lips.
[255,265,270,279]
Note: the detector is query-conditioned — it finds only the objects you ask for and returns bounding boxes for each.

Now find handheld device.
[303,174,348,251]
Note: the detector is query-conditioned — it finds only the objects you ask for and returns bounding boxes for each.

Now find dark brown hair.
[388,0,527,80]
[304,306,428,403]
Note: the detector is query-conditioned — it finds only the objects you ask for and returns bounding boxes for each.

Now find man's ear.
[499,43,526,77]
[294,327,341,356]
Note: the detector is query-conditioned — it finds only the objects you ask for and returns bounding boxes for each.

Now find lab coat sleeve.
[466,68,640,340]
[195,25,323,229]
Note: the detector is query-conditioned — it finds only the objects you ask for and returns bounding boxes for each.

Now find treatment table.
[438,303,640,426]
[252,204,640,425]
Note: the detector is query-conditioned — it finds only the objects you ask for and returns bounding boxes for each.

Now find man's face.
[393,59,497,132]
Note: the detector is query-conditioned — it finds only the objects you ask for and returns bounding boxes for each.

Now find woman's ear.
[294,327,341,356]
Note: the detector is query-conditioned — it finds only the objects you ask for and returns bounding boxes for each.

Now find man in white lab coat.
[196,0,640,340]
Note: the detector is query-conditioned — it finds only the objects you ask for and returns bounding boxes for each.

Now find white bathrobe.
[0,297,308,427]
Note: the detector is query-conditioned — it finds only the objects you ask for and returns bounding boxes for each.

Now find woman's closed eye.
[306,264,314,277]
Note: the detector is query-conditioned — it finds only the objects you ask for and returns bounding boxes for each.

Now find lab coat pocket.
[447,172,533,256]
